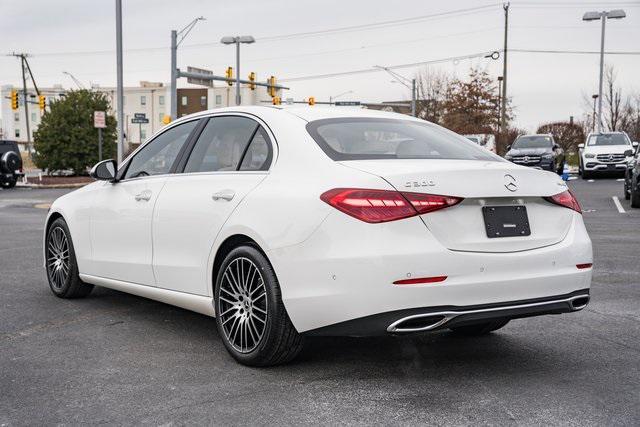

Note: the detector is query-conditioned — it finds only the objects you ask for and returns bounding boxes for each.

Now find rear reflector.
[320,188,462,223]
[544,190,582,214]
[393,276,447,285]
[576,263,593,269]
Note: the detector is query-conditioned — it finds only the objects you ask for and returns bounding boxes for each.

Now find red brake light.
[320,188,463,223]
[544,190,581,214]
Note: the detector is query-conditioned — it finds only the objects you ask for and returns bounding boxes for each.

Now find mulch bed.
[24,175,94,187]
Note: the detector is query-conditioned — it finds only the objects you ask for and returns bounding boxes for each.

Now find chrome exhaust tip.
[568,295,590,311]
[387,314,453,333]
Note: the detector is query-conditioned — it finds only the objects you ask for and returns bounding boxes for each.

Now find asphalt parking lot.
[1,178,639,425]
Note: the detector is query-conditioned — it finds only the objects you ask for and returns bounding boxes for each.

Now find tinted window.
[124,120,197,179]
[587,133,630,146]
[184,116,259,173]
[239,128,272,171]
[512,136,553,149]
[307,118,497,161]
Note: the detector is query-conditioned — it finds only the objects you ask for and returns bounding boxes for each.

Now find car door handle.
[212,190,235,202]
[134,190,152,202]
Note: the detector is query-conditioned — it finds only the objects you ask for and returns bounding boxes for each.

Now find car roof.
[173,105,418,124]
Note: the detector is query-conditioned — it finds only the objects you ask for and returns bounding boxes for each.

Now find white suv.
[579,132,637,179]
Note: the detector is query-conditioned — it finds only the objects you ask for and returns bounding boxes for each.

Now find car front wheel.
[214,245,303,366]
[46,218,94,298]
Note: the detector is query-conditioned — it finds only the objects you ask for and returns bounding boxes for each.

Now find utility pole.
[20,56,32,154]
[591,94,598,132]
[115,0,124,164]
[10,53,40,156]
[170,30,178,120]
[236,41,241,106]
[411,78,416,117]
[500,2,509,137]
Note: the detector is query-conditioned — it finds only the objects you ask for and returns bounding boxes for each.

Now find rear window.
[306,118,497,161]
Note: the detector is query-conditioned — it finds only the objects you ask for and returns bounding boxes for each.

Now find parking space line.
[612,196,626,214]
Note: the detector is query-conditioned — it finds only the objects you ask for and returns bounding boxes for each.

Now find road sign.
[134,113,146,119]
[94,111,106,128]
[334,101,361,106]
[131,117,149,124]
[187,66,214,87]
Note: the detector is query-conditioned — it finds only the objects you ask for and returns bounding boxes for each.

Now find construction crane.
[63,71,86,89]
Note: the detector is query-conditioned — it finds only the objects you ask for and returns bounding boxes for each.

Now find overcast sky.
[1,0,639,130]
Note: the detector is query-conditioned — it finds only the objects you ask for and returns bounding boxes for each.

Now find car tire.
[582,170,592,180]
[449,319,510,336]
[45,218,94,298]
[624,179,631,200]
[214,245,303,366]
[631,181,640,208]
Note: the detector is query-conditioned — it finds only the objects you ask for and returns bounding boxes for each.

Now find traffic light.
[225,67,233,86]
[272,97,281,105]
[248,72,256,90]
[10,90,18,110]
[308,97,315,106]
[162,115,171,125]
[268,76,276,98]
[39,95,46,110]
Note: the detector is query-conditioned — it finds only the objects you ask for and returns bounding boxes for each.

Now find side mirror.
[633,141,639,148]
[553,144,560,150]
[90,159,117,182]
[624,149,634,157]
[506,144,511,151]
[578,143,585,149]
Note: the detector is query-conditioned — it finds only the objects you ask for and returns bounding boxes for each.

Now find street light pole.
[115,0,124,164]
[236,40,241,106]
[411,78,416,117]
[329,90,354,104]
[582,9,626,133]
[221,36,255,106]
[170,17,205,120]
[592,94,598,132]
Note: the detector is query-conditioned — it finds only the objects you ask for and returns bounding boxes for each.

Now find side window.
[124,120,197,179]
[184,116,259,173]
[240,128,272,171]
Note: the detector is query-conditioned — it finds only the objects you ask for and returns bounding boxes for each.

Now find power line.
[511,48,640,55]
[281,51,497,82]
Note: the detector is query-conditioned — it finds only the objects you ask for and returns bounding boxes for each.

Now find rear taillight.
[320,188,463,223]
[544,190,581,214]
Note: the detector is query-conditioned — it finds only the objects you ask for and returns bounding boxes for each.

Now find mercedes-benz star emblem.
[504,174,517,192]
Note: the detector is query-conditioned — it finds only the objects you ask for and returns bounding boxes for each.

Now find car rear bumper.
[304,289,590,336]
[269,210,593,334]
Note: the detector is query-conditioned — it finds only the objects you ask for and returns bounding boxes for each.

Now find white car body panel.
[44,106,593,336]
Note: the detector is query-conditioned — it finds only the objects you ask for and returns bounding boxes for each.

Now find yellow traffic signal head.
[268,76,276,98]
[308,97,315,106]
[39,95,46,110]
[248,72,256,90]
[226,67,233,86]
[272,96,281,105]
[162,115,171,125]
[10,90,19,110]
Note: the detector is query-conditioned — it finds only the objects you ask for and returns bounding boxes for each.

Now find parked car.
[624,142,640,207]
[0,140,24,189]
[578,132,637,179]
[504,134,565,174]
[463,134,496,153]
[44,107,592,366]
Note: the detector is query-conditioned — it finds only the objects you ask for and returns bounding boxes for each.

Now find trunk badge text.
[405,179,436,188]
[504,174,518,192]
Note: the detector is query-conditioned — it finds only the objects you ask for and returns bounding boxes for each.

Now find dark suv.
[504,134,565,174]
[0,140,24,189]
[624,142,640,208]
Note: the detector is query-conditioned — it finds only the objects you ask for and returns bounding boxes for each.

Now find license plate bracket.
[482,205,531,238]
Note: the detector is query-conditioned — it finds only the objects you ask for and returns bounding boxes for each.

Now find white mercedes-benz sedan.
[44,106,593,366]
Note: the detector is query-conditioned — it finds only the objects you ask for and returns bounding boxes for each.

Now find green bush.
[33,90,116,175]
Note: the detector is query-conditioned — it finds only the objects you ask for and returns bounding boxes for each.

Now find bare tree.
[603,66,625,131]
[414,68,450,124]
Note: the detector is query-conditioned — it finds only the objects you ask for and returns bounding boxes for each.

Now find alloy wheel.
[218,257,268,353]
[47,226,70,290]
